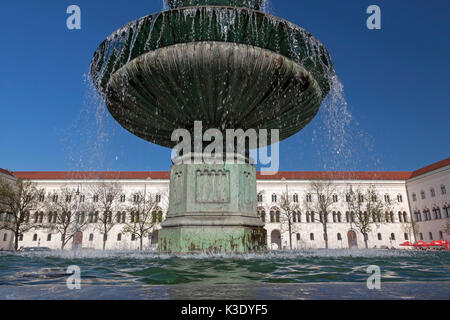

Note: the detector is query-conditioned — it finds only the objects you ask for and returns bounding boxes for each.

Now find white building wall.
[406,164,450,242]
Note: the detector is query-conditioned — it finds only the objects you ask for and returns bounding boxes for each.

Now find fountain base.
[159,153,267,253]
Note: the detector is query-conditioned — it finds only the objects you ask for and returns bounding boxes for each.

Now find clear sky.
[1,0,449,173]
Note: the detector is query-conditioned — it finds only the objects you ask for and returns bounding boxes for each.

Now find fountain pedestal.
[159,154,266,253]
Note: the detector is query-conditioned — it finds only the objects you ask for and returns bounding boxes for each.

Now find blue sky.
[0,0,449,172]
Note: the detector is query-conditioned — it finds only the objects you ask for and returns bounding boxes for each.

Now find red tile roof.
[0,168,16,178]
[410,158,450,179]
[13,170,411,181]
[13,171,170,180]
[10,158,449,182]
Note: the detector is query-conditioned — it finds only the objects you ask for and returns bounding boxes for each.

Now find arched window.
[47,234,52,241]
[306,212,310,223]
[33,234,38,241]
[272,194,277,203]
[131,234,136,241]
[117,233,122,241]
[275,211,280,223]
[337,233,342,241]
[19,234,23,241]
[439,231,444,240]
[397,195,403,203]
[310,212,315,223]
[377,233,382,241]
[412,193,417,202]
[346,212,350,223]
[3,234,7,242]
[306,194,312,202]
[398,212,403,223]
[333,195,338,203]
[429,232,433,240]
[441,185,447,195]
[419,233,424,241]
[404,233,409,241]
[258,209,266,223]
[296,233,301,241]
[390,233,396,241]
[293,194,299,203]
[156,194,161,203]
[421,191,426,200]
[310,233,315,241]
[332,212,337,223]
[384,195,390,203]
[430,188,436,198]
[270,211,275,223]
[89,234,94,241]
[403,212,408,222]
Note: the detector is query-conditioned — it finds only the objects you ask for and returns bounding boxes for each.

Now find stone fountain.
[90,0,334,253]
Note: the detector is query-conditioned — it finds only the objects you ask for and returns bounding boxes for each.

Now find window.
[80,195,85,202]
[445,207,450,218]
[296,234,301,241]
[3,234,7,242]
[397,195,403,203]
[441,185,447,195]
[439,231,444,240]
[131,234,136,241]
[412,193,417,202]
[275,211,280,223]
[272,194,277,203]
[293,194,299,203]
[93,195,99,202]
[415,211,422,222]
[404,233,409,241]
[346,194,351,202]
[39,194,45,202]
[270,211,275,223]
[156,194,161,203]
[358,194,364,202]
[19,234,23,241]
[319,195,325,202]
[258,209,266,223]
[306,212,310,223]
[378,233,382,241]
[398,212,403,223]
[371,195,377,202]
[390,233,396,241]
[120,195,126,203]
[52,195,58,203]
[117,233,122,241]
[33,234,38,242]
[429,232,433,241]
[106,194,113,203]
[332,195,338,203]
[306,194,312,203]
[89,234,94,241]
[421,191,426,200]
[419,233,424,241]
[293,211,301,223]
[66,195,72,203]
[384,195,390,203]
[337,212,342,223]
[47,234,52,241]
[257,193,263,203]
[310,233,315,241]
[337,233,342,241]
[403,212,408,223]
[430,188,436,198]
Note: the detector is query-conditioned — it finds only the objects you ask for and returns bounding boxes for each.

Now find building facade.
[1,158,448,251]
[0,168,17,251]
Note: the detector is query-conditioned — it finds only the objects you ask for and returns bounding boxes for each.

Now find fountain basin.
[106,41,322,148]
[91,6,334,100]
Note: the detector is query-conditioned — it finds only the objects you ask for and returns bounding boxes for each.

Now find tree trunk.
[14,232,19,251]
[323,224,329,249]
[140,237,143,251]
[103,234,107,251]
[61,234,66,250]
[288,222,292,250]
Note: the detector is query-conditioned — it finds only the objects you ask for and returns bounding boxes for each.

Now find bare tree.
[304,181,337,249]
[277,192,300,250]
[88,182,123,250]
[402,218,420,243]
[44,187,90,250]
[0,179,45,251]
[444,222,450,236]
[122,191,166,251]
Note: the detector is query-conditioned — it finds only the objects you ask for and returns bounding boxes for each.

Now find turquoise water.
[0,250,449,299]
